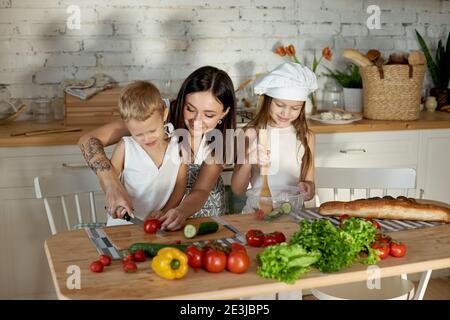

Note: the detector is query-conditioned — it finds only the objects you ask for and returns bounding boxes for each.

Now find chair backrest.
[34,168,102,235]
[314,167,418,206]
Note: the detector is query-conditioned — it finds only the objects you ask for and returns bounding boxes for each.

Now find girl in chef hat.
[231,62,318,207]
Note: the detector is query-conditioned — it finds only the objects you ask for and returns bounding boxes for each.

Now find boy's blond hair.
[118,81,164,121]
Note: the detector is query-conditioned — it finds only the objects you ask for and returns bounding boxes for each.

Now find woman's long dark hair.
[169,66,237,162]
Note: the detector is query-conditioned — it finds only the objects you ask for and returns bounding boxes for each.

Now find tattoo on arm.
[80,138,112,174]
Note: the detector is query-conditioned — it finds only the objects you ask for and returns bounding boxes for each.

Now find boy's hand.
[159,208,189,231]
[298,181,315,201]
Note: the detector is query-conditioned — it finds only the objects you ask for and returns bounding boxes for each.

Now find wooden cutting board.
[103,216,235,251]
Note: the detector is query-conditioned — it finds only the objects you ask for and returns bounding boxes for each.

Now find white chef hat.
[253,62,318,101]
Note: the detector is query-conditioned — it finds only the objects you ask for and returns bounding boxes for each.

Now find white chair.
[311,167,432,300]
[34,168,106,235]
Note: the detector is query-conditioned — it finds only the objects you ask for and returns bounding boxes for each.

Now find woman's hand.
[146,210,165,220]
[159,207,189,231]
[298,180,315,201]
[103,179,134,219]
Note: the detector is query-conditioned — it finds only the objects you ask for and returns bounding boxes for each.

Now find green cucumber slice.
[281,202,292,214]
[183,224,197,239]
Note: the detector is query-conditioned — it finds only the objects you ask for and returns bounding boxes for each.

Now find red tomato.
[366,218,381,230]
[122,252,134,263]
[231,243,247,254]
[273,231,286,244]
[263,234,278,247]
[375,233,392,244]
[144,218,161,234]
[227,251,250,274]
[99,255,111,266]
[339,214,351,227]
[371,241,390,260]
[390,242,407,257]
[90,260,104,273]
[133,249,146,262]
[123,261,138,273]
[254,209,265,220]
[202,249,227,273]
[186,245,204,269]
[245,229,265,247]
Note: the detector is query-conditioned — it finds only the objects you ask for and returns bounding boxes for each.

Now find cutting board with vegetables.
[103,216,235,251]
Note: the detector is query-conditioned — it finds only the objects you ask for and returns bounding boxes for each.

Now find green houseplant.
[415,29,450,108]
[324,64,363,113]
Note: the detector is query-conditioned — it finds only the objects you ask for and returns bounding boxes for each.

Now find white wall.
[0,0,449,113]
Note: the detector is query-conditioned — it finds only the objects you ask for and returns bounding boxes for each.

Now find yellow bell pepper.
[151,247,188,280]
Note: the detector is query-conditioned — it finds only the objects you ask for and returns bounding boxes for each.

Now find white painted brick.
[298,0,323,10]
[45,54,97,67]
[364,0,403,11]
[127,67,173,81]
[0,8,97,23]
[98,8,193,22]
[140,21,188,37]
[11,0,62,7]
[299,23,340,35]
[355,37,394,50]
[0,0,10,8]
[254,0,295,8]
[299,10,340,23]
[14,23,65,36]
[228,38,267,51]
[427,24,449,38]
[381,12,417,24]
[7,84,60,99]
[298,35,334,50]
[405,39,421,50]
[419,13,450,24]
[404,0,441,13]
[0,23,15,36]
[0,69,33,84]
[405,25,426,39]
[323,0,363,10]
[189,38,228,51]
[334,36,356,50]
[240,8,291,21]
[115,23,139,36]
[194,8,239,21]
[229,21,273,37]
[147,51,196,66]
[83,39,130,52]
[67,24,114,36]
[368,24,405,36]
[100,53,145,67]
[0,54,46,69]
[392,38,409,51]
[76,67,128,82]
[271,22,298,37]
[0,39,32,53]
[339,10,365,23]
[34,67,77,84]
[442,0,450,13]
[341,24,368,36]
[30,39,81,53]
[132,39,187,53]
[159,0,251,7]
[189,22,233,37]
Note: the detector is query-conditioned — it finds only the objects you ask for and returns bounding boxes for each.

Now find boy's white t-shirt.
[107,134,181,226]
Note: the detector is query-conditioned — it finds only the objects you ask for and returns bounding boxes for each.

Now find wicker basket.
[360,64,425,120]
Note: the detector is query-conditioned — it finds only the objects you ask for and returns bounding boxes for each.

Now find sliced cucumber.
[184,221,219,239]
[264,208,284,221]
[281,202,293,214]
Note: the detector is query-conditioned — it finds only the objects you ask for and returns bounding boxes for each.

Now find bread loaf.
[343,49,373,67]
[408,50,426,65]
[319,196,450,222]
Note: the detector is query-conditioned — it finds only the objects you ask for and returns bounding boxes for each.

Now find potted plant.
[415,30,450,109]
[324,63,363,113]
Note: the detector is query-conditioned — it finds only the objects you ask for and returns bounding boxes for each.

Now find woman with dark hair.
[78,66,236,230]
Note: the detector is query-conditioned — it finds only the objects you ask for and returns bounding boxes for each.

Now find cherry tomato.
[227,251,250,274]
[133,249,146,262]
[90,261,104,273]
[366,218,381,230]
[123,261,138,273]
[263,234,278,247]
[144,218,161,234]
[371,241,390,260]
[339,214,351,227]
[254,209,265,220]
[202,249,227,273]
[122,252,134,263]
[99,255,112,266]
[273,231,286,244]
[245,229,265,247]
[186,245,204,269]
[390,242,407,257]
[375,233,392,244]
[231,243,247,254]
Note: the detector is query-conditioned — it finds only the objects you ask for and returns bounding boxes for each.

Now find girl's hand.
[146,210,165,220]
[103,180,134,219]
[298,181,315,201]
[159,208,189,231]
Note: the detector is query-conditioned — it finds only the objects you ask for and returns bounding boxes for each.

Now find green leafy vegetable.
[257,243,320,284]
[290,218,378,273]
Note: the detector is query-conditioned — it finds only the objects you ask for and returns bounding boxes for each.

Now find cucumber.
[281,202,293,214]
[183,221,219,239]
[264,208,284,221]
[129,243,188,257]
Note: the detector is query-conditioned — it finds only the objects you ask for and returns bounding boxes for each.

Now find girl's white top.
[250,124,304,191]
[107,134,181,226]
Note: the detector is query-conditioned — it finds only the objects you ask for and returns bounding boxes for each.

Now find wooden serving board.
[103,216,235,251]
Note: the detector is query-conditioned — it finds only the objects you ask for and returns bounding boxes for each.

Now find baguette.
[319,197,450,223]
[343,49,373,67]
[408,50,426,66]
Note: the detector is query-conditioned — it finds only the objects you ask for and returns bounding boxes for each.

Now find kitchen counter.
[2,111,450,147]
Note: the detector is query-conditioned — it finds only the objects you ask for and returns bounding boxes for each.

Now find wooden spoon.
[258,128,273,215]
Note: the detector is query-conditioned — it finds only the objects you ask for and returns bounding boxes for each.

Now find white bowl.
[244,186,305,214]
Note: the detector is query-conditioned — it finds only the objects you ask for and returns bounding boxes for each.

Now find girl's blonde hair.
[118,81,164,121]
[246,94,313,181]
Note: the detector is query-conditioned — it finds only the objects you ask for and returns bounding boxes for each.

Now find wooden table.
[44,213,450,300]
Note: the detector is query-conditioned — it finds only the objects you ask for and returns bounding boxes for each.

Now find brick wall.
[0,0,449,114]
